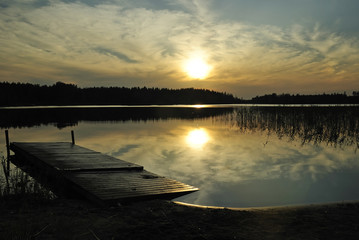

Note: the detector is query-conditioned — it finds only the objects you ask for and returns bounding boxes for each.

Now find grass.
[0,154,55,205]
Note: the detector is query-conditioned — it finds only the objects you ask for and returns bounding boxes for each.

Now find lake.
[1,104,358,207]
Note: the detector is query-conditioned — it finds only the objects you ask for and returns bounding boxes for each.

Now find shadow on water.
[220,106,359,150]
[0,107,233,129]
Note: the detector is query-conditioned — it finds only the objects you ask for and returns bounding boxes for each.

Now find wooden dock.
[9,142,198,205]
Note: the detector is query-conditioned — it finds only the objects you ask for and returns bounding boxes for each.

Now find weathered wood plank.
[11,142,99,154]
[9,142,198,205]
[10,142,143,171]
[66,170,198,202]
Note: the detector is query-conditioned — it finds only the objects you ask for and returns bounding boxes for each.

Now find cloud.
[1,0,359,96]
[94,47,140,63]
[111,144,140,157]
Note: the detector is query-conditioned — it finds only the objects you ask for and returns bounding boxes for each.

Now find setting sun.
[184,57,211,79]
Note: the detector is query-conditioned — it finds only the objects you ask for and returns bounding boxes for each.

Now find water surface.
[1,105,358,207]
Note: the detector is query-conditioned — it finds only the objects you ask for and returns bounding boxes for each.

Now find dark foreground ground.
[1,197,359,240]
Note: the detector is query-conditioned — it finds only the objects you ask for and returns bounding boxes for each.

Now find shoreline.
[1,103,359,109]
[1,197,359,239]
[174,200,359,211]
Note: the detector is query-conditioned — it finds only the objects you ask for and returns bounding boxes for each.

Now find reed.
[0,154,55,202]
[219,106,359,151]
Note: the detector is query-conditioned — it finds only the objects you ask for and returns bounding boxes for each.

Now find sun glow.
[186,128,210,148]
[184,57,211,79]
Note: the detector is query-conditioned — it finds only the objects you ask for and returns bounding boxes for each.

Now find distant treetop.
[250,92,359,104]
[1,81,357,106]
[0,81,241,106]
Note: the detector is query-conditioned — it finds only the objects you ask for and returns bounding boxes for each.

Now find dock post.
[5,130,10,173]
[71,130,75,145]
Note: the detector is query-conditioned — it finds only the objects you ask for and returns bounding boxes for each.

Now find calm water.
[1,105,358,207]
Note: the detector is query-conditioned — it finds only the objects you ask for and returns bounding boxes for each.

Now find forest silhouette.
[0,82,239,106]
[0,82,358,106]
[250,92,359,104]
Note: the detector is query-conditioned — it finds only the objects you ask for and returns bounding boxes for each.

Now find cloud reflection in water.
[2,107,358,207]
[71,119,359,207]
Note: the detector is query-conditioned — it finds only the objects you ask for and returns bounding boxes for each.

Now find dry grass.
[0,155,55,205]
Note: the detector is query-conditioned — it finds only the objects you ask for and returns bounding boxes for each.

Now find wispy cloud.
[0,0,359,97]
[94,47,140,63]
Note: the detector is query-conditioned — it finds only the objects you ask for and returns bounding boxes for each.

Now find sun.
[184,57,211,79]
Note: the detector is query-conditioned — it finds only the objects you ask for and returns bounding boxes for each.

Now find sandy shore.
[1,197,359,239]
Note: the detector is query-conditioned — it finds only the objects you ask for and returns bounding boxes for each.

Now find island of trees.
[0,81,358,106]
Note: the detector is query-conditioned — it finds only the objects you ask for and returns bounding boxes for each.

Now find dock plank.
[11,142,100,154]
[11,142,143,171]
[9,142,198,205]
[66,170,198,203]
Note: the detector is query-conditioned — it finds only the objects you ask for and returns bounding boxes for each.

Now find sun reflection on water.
[191,104,206,108]
[2,106,359,208]
[186,128,210,148]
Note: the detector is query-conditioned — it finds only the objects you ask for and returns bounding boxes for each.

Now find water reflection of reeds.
[222,107,359,150]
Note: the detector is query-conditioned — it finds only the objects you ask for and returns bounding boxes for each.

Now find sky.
[1,0,359,99]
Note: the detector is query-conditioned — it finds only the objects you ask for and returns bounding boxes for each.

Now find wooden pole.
[5,130,10,173]
[71,130,75,145]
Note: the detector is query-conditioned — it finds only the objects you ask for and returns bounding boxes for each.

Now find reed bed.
[0,154,55,203]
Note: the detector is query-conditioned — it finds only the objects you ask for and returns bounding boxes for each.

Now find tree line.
[1,81,358,106]
[249,92,359,104]
[0,82,240,106]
